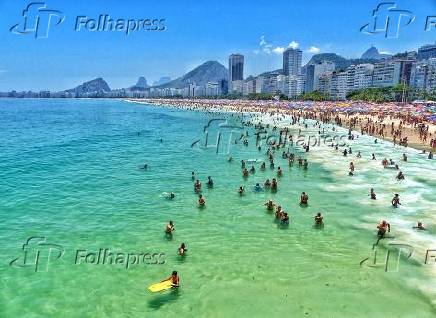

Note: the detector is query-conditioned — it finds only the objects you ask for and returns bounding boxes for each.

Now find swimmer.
[254,183,262,192]
[370,188,376,200]
[198,194,206,206]
[264,179,271,188]
[303,159,308,169]
[349,162,355,173]
[377,220,390,238]
[207,176,214,188]
[271,178,278,191]
[143,163,148,169]
[194,179,202,192]
[277,166,283,177]
[260,162,266,170]
[238,186,244,195]
[165,221,175,235]
[241,160,246,168]
[372,154,376,160]
[391,194,401,208]
[191,171,196,180]
[250,166,256,173]
[242,168,249,177]
[429,152,433,159]
[275,206,283,219]
[160,271,179,288]
[300,192,308,205]
[382,158,388,167]
[314,212,323,226]
[413,222,426,230]
[280,212,289,225]
[396,171,405,180]
[356,151,361,158]
[264,200,275,211]
[402,153,407,162]
[178,243,187,256]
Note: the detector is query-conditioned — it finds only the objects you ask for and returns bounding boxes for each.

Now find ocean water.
[0,98,435,318]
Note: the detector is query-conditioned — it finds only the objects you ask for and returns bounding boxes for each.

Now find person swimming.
[194,179,202,192]
[178,243,187,256]
[143,163,148,169]
[370,188,376,200]
[314,212,323,226]
[241,160,246,169]
[391,194,400,208]
[372,153,376,160]
[300,192,308,205]
[303,159,308,169]
[160,271,179,288]
[254,183,262,192]
[238,186,244,195]
[242,168,249,177]
[396,171,405,180]
[271,178,278,191]
[198,194,206,206]
[207,176,214,188]
[275,206,283,219]
[377,220,390,238]
[250,166,256,173]
[402,153,407,162]
[264,179,271,188]
[264,200,275,211]
[165,221,175,235]
[413,222,426,230]
[277,166,283,177]
[191,171,195,180]
[280,212,289,225]
[357,151,362,158]
[349,162,355,176]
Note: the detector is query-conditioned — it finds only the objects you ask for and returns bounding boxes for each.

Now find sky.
[0,0,435,91]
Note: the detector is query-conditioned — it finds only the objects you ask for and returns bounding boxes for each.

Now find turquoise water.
[0,98,435,317]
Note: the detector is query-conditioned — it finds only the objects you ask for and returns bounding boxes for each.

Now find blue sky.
[0,0,435,91]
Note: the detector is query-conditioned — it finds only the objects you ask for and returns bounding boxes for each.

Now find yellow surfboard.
[148,280,173,293]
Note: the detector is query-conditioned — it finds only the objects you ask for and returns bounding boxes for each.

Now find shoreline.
[125,98,436,153]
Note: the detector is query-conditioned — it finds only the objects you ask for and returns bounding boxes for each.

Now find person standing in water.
[391,194,400,208]
[160,271,179,288]
[178,243,187,256]
[370,188,376,200]
[300,192,308,205]
[314,212,324,226]
[165,221,175,235]
[198,194,206,207]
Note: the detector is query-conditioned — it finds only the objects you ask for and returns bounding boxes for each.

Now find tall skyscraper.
[229,54,244,82]
[417,43,436,61]
[283,48,302,76]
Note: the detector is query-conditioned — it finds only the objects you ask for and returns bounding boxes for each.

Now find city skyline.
[0,0,435,91]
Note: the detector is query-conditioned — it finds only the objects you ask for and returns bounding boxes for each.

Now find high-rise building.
[305,61,335,92]
[417,43,436,61]
[372,60,402,87]
[283,48,302,76]
[330,71,348,100]
[229,54,244,92]
[351,64,374,90]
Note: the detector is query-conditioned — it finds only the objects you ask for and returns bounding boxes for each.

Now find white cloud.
[288,41,299,49]
[380,51,391,55]
[273,47,285,54]
[259,35,267,46]
[308,46,320,54]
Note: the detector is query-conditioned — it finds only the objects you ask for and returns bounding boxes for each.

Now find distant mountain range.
[156,61,228,88]
[153,77,171,86]
[62,47,395,94]
[65,78,110,94]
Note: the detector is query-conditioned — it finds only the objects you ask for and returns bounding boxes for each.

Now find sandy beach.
[126,98,436,152]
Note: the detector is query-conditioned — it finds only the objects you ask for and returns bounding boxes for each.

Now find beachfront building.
[305,61,335,92]
[318,72,333,96]
[372,60,402,87]
[417,43,436,61]
[410,61,429,91]
[349,64,374,90]
[283,48,302,76]
[330,71,348,100]
[229,54,244,93]
[230,80,244,94]
[243,78,256,96]
[205,82,220,96]
[255,76,264,93]
[262,72,279,94]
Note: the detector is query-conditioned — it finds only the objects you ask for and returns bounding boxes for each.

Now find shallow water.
[0,99,435,317]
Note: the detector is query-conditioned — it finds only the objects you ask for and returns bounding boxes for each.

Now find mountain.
[66,78,110,94]
[153,77,171,86]
[156,61,228,88]
[130,76,149,90]
[361,46,392,60]
[306,53,381,71]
